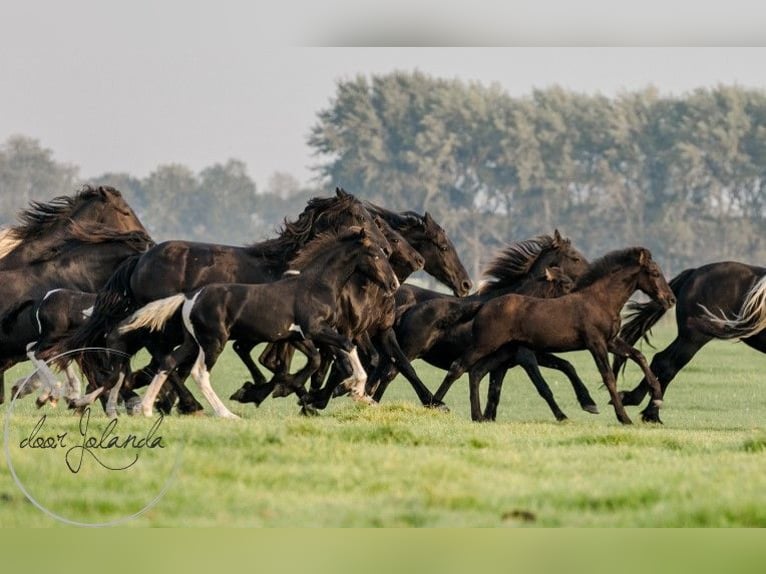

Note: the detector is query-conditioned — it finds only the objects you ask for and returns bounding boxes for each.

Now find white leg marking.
[343,347,375,405]
[64,364,83,400]
[189,349,239,419]
[69,386,104,408]
[141,371,168,417]
[27,343,62,403]
[12,371,42,399]
[106,372,125,418]
[182,291,238,419]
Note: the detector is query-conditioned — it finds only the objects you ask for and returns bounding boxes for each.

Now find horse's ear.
[544,268,555,282]
[424,212,435,226]
[553,229,563,245]
[336,187,348,198]
[639,249,651,266]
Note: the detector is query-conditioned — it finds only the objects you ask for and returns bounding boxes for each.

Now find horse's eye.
[439,245,448,252]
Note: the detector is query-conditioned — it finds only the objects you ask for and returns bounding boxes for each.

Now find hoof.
[618,417,633,425]
[299,404,319,417]
[125,396,143,415]
[229,381,253,402]
[353,394,377,406]
[582,404,599,415]
[332,386,350,398]
[641,409,664,424]
[426,401,450,413]
[555,414,569,422]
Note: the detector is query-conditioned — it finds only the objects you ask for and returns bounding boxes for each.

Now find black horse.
[231,216,430,409]
[364,203,472,297]
[4,289,98,407]
[53,188,392,414]
[115,227,398,418]
[432,248,676,424]
[614,261,766,419]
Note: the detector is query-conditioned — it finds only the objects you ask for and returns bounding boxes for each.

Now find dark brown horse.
[0,186,145,270]
[116,228,398,418]
[432,248,675,424]
[369,232,596,418]
[614,261,766,421]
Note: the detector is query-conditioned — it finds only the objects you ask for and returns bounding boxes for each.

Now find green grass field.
[1,320,765,527]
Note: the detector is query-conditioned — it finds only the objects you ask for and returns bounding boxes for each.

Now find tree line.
[3,72,766,281]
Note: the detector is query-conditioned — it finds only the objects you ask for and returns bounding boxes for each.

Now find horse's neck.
[579,269,639,314]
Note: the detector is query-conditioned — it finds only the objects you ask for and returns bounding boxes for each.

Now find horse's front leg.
[589,344,632,425]
[608,337,664,424]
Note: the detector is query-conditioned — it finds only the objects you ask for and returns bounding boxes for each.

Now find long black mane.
[477,235,558,295]
[574,247,645,290]
[245,190,362,269]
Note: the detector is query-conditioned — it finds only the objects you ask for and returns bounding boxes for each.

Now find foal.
[433,248,676,424]
[117,228,398,418]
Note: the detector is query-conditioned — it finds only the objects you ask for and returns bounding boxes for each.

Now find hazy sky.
[1,2,765,190]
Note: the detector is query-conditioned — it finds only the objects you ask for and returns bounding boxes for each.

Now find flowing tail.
[118,294,187,334]
[43,254,142,365]
[697,274,766,339]
[612,267,695,378]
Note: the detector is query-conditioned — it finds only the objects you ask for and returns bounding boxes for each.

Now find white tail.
[118,294,186,334]
[699,275,766,339]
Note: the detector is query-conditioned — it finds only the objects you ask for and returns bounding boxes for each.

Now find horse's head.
[536,229,589,281]
[539,266,575,297]
[375,217,424,281]
[350,226,400,296]
[314,188,392,257]
[71,186,148,235]
[635,249,676,309]
[405,211,471,297]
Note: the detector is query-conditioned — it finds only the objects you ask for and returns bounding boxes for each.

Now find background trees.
[2,73,766,280]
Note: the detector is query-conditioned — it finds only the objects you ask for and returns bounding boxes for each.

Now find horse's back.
[132,241,262,302]
[680,262,766,317]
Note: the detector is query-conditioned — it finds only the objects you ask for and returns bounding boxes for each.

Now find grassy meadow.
[1,320,765,527]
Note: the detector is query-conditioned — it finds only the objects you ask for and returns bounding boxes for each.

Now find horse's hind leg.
[536,352,598,414]
[483,365,509,421]
[514,347,569,422]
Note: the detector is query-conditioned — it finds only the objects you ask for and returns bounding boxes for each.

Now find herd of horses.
[0,185,764,426]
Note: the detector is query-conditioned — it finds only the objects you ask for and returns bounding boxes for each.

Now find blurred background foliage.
[3,71,766,279]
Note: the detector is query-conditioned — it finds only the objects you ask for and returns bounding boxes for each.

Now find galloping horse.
[369,232,597,419]
[432,248,675,424]
[615,261,766,419]
[53,188,392,414]
[116,228,398,418]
